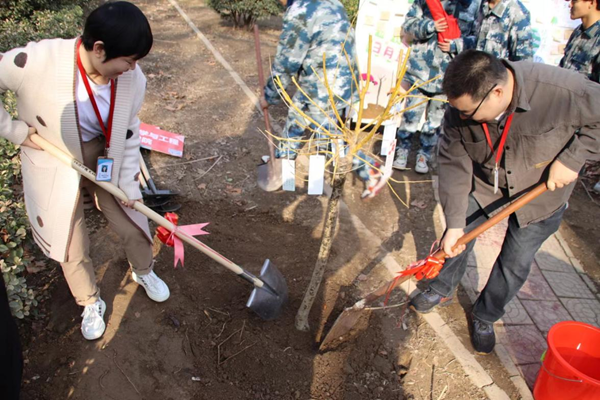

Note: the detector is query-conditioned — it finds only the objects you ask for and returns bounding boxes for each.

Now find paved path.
[459,214,600,390]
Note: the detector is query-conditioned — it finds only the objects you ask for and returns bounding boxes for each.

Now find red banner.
[139,123,185,157]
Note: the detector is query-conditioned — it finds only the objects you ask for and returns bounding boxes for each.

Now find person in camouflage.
[560,0,599,84]
[262,0,382,198]
[559,0,600,192]
[393,0,480,174]
[451,0,534,61]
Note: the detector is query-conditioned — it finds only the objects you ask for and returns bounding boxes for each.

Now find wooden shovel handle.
[30,134,266,288]
[253,24,276,160]
[363,183,548,304]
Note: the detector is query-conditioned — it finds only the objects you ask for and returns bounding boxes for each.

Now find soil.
[14,1,599,399]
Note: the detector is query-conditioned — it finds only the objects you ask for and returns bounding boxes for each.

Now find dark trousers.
[429,195,565,323]
[0,273,23,399]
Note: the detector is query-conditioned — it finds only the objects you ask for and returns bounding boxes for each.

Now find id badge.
[493,164,499,194]
[96,157,114,182]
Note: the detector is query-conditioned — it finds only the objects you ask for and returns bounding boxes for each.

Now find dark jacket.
[439,60,600,229]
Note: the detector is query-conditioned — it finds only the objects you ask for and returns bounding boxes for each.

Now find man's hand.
[259,95,269,111]
[547,160,578,191]
[434,18,448,33]
[441,228,465,258]
[121,198,143,209]
[20,127,42,150]
[438,38,452,52]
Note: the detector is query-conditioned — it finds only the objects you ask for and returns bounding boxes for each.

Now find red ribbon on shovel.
[383,241,445,305]
[156,212,210,268]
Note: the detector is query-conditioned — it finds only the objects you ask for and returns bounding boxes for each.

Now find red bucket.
[533,321,600,400]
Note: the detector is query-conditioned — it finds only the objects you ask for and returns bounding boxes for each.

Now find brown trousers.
[60,137,152,306]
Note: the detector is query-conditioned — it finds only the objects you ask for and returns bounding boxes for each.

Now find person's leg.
[428,196,488,296]
[394,92,428,170]
[418,94,446,159]
[276,102,309,160]
[88,156,169,303]
[473,205,566,323]
[92,186,154,273]
[60,197,100,306]
[0,273,23,400]
[411,195,488,312]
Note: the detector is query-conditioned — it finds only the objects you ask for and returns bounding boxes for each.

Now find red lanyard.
[481,113,514,167]
[76,39,116,151]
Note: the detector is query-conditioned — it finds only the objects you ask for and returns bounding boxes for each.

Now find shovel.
[139,171,182,213]
[254,24,282,192]
[31,134,288,320]
[320,183,548,350]
[139,154,179,197]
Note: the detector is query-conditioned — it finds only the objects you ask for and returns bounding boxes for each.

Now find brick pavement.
[459,218,600,390]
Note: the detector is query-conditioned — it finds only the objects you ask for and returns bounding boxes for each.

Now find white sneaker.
[81,298,106,341]
[132,270,170,302]
[392,148,409,170]
[415,153,429,174]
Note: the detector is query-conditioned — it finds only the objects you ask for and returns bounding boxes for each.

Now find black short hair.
[442,50,508,101]
[82,1,153,62]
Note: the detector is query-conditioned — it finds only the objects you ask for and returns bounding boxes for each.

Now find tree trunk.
[295,155,351,332]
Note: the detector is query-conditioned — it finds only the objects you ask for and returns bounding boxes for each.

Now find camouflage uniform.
[455,0,534,61]
[265,0,373,181]
[559,20,600,84]
[559,19,600,192]
[397,0,480,158]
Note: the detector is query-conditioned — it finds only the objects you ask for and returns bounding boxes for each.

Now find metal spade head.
[257,159,282,192]
[246,259,288,320]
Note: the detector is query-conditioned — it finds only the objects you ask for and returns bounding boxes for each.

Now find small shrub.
[208,0,283,28]
[0,120,37,319]
[0,0,97,318]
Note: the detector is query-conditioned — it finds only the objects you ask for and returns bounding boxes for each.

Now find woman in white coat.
[0,1,170,340]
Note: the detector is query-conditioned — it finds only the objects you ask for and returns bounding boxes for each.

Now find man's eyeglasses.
[454,84,497,119]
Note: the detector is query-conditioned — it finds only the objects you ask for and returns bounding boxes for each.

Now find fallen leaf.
[165,105,177,111]
[410,200,427,209]
[225,185,242,195]
[197,183,207,190]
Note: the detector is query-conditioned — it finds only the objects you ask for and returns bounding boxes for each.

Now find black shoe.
[470,317,496,355]
[409,288,452,314]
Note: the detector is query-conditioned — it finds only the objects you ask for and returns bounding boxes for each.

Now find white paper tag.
[381,124,396,156]
[308,155,326,195]
[384,141,396,176]
[331,139,347,166]
[282,159,296,192]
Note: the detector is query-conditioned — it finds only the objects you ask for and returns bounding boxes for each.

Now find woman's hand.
[121,198,143,209]
[20,127,43,150]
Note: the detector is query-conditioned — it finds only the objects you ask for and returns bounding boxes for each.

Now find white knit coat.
[0,38,151,262]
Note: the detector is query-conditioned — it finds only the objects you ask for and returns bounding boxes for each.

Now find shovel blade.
[257,159,282,192]
[319,304,371,351]
[246,259,288,320]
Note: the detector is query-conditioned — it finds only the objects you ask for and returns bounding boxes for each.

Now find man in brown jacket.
[410,50,600,354]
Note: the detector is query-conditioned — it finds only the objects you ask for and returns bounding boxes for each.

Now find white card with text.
[381,123,396,156]
[308,155,326,195]
[282,159,296,192]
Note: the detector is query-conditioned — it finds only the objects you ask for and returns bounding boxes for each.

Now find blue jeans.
[429,195,565,323]
[276,102,374,182]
